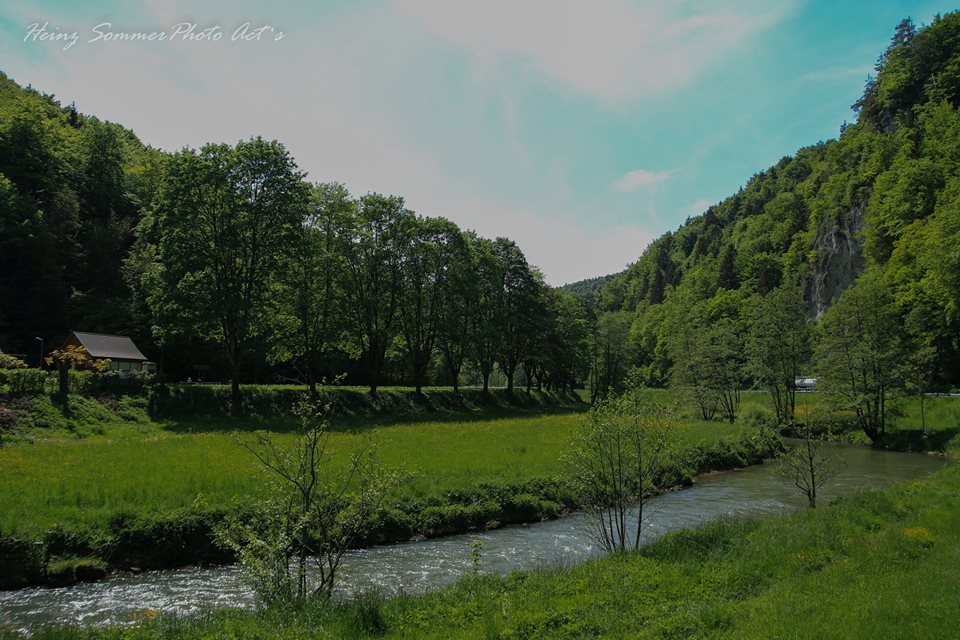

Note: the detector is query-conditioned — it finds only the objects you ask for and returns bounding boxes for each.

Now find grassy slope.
[26,454,960,639]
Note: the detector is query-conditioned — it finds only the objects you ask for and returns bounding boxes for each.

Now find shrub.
[108,508,235,569]
[0,352,28,369]
[2,369,49,394]
[0,535,45,589]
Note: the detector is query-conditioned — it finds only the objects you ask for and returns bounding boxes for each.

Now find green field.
[0,400,754,535]
[3,388,959,536]
[20,448,960,639]
[2,386,957,594]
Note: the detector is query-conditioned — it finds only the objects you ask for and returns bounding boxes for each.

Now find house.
[794,377,818,392]
[64,331,155,373]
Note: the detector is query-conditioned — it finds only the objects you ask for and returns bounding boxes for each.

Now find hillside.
[595,14,960,387]
[559,272,622,298]
[0,73,165,359]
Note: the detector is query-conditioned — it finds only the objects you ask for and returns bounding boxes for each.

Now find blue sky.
[2,1,957,284]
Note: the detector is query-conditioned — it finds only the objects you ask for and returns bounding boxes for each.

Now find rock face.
[806,199,867,318]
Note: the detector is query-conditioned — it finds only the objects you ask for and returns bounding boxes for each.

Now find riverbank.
[9,450,956,638]
[0,390,779,590]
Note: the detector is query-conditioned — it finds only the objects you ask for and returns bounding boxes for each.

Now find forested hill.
[559,272,621,298]
[593,13,960,388]
[0,72,166,355]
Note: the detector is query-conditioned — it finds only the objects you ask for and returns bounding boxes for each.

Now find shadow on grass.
[876,427,960,454]
[155,402,587,435]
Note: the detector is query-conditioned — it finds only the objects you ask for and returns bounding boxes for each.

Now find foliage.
[814,271,904,441]
[144,138,305,414]
[565,386,676,552]
[745,286,812,424]
[218,393,409,601]
[0,351,27,369]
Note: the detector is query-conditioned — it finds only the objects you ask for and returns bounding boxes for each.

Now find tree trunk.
[368,342,385,395]
[230,373,242,417]
[58,362,69,395]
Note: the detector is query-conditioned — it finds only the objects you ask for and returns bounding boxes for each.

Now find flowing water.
[0,444,948,634]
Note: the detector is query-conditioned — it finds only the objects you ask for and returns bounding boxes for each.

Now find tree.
[717,244,738,290]
[219,392,408,602]
[903,305,939,434]
[436,231,474,392]
[703,318,746,423]
[279,182,352,400]
[469,236,504,392]
[589,310,635,403]
[399,217,461,394]
[495,238,538,394]
[45,345,108,394]
[746,287,812,424]
[565,386,675,553]
[776,415,841,508]
[544,291,590,392]
[341,194,414,394]
[815,271,904,442]
[146,138,304,415]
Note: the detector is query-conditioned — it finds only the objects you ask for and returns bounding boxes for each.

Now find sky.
[1,1,957,285]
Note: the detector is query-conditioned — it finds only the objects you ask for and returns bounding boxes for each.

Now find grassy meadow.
[20,447,960,639]
[0,396,754,535]
[3,388,959,537]
[1,385,957,592]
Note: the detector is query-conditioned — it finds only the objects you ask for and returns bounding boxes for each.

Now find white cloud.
[396,0,797,106]
[613,169,671,192]
[408,191,652,285]
[2,0,665,284]
[687,198,711,214]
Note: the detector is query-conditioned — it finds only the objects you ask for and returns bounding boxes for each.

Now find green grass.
[0,409,753,535]
[21,452,960,639]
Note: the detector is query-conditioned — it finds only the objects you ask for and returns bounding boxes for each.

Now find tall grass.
[0,412,753,535]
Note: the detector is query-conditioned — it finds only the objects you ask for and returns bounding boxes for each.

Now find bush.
[417,501,500,537]
[108,508,235,569]
[0,352,28,369]
[1,368,49,394]
[0,535,45,589]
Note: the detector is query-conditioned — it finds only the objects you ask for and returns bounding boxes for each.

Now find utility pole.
[35,336,44,369]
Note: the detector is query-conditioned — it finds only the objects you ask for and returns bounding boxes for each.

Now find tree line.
[134,138,590,412]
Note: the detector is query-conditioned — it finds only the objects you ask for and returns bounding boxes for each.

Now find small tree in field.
[565,386,676,553]
[45,345,109,394]
[218,390,408,602]
[777,415,842,508]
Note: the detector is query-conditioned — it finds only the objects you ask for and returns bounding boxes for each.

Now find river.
[0,443,948,634]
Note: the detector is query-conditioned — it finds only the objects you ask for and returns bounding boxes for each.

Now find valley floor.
[16,452,959,639]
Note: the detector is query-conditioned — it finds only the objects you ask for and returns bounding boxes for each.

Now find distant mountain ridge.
[559,272,622,298]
